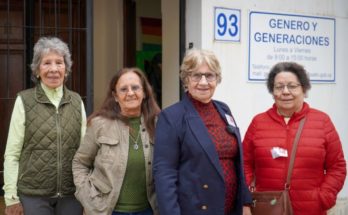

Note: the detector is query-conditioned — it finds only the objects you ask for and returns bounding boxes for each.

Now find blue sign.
[214,7,241,42]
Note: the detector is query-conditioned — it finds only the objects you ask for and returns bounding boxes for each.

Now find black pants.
[20,195,83,215]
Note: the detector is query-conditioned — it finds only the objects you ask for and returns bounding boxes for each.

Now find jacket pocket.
[90,168,112,194]
[19,150,54,189]
[98,136,119,146]
[97,136,119,164]
[75,172,112,213]
[317,187,335,210]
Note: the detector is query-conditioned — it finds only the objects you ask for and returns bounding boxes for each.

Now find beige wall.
[93,0,181,110]
[93,0,124,110]
[161,0,180,108]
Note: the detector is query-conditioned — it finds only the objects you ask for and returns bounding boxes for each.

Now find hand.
[243,205,252,215]
[5,203,24,215]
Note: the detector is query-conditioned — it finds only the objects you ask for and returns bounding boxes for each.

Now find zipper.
[56,108,62,197]
[284,123,291,182]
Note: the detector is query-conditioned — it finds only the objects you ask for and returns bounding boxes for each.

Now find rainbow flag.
[140,17,162,51]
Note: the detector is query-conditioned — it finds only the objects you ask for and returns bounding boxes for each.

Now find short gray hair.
[30,37,73,83]
[180,49,222,87]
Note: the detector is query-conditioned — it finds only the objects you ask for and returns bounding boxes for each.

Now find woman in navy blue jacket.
[153,49,252,215]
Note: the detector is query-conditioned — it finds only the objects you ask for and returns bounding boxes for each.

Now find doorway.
[124,0,162,107]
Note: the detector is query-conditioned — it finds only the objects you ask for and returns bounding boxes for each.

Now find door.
[0,0,91,190]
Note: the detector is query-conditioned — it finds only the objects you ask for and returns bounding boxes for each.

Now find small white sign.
[248,11,335,82]
[214,7,241,42]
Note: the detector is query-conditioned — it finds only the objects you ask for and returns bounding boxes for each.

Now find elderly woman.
[153,49,252,215]
[72,68,160,215]
[3,37,86,215]
[243,62,346,215]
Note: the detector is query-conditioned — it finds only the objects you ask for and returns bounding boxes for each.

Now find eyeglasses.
[273,83,301,93]
[189,72,217,82]
[117,85,143,94]
[41,61,65,69]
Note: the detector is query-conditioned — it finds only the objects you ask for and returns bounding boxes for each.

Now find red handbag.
[250,118,306,215]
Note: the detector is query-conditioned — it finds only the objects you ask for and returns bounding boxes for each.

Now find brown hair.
[88,67,160,140]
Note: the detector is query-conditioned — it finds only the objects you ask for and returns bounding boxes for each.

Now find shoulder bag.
[250,118,306,215]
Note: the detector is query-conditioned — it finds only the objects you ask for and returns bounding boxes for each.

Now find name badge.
[271,147,288,159]
[225,114,236,127]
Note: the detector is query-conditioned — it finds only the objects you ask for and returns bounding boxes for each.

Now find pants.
[112,208,153,215]
[20,195,83,215]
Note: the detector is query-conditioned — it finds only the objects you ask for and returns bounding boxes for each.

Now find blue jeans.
[112,208,153,215]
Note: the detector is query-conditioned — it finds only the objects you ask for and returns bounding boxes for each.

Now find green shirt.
[114,117,150,212]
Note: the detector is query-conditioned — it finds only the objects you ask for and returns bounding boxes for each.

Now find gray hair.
[30,37,73,83]
[180,49,222,87]
[267,62,311,94]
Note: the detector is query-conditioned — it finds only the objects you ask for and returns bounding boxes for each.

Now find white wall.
[186,0,202,49]
[186,0,348,200]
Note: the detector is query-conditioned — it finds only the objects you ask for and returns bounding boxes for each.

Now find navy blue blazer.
[153,94,252,215]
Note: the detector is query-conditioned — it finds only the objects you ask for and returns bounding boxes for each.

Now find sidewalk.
[0,196,346,215]
[328,197,348,215]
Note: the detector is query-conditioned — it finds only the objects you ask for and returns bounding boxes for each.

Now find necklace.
[129,129,141,150]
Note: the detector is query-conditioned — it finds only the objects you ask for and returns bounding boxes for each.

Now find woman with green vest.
[72,68,160,215]
[3,36,87,215]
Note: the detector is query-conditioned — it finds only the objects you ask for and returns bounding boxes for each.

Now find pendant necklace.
[130,129,141,150]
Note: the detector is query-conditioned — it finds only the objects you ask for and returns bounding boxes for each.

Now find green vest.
[17,84,82,196]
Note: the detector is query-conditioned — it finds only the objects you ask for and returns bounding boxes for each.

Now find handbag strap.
[250,117,306,191]
[285,117,306,189]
